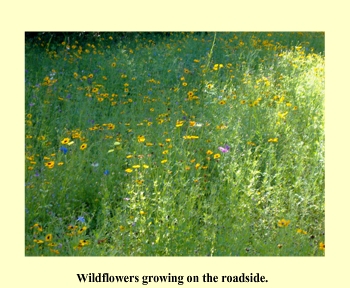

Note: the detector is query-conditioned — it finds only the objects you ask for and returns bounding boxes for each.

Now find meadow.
[25,32,325,256]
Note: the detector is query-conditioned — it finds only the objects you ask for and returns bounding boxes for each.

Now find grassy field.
[25,32,325,256]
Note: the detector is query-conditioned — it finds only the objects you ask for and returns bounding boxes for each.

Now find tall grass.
[25,32,325,256]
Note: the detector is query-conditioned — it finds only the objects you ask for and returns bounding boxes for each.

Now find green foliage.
[25,32,325,256]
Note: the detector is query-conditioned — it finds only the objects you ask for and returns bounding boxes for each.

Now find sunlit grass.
[25,32,325,256]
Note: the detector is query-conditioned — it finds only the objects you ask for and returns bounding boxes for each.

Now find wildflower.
[80,143,87,150]
[136,180,144,185]
[132,165,141,169]
[219,100,226,105]
[140,211,146,216]
[277,219,291,227]
[278,111,288,120]
[45,234,53,242]
[31,223,43,232]
[277,244,283,249]
[182,82,188,87]
[58,162,64,166]
[33,239,44,244]
[268,138,278,143]
[61,138,70,145]
[319,242,325,251]
[183,135,199,140]
[161,159,168,164]
[218,145,230,153]
[119,225,125,231]
[78,239,89,247]
[125,168,133,173]
[111,62,116,67]
[45,161,55,169]
[297,229,307,235]
[126,155,133,159]
[213,154,221,159]
[59,146,68,154]
[77,216,85,223]
[50,249,60,255]
[78,226,87,234]
[137,135,145,143]
[206,150,214,155]
[176,120,184,127]
[143,164,149,169]
[104,170,110,175]
[68,141,74,146]
[88,74,93,78]
[67,225,75,230]
[195,163,201,170]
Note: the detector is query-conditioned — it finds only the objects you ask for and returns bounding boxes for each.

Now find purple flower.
[104,170,110,175]
[218,145,230,153]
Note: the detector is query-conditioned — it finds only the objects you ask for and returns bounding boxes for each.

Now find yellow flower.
[78,226,87,234]
[206,150,214,155]
[31,223,43,232]
[132,165,141,169]
[319,242,325,251]
[140,211,146,216]
[45,161,55,169]
[143,164,149,169]
[161,159,167,164]
[45,234,53,242]
[34,239,44,244]
[137,135,145,143]
[268,138,278,143]
[125,168,133,173]
[213,154,220,159]
[80,143,87,150]
[176,120,184,127]
[297,229,307,235]
[61,138,70,145]
[277,219,291,227]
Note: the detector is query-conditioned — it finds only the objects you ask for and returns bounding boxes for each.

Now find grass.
[25,32,325,256]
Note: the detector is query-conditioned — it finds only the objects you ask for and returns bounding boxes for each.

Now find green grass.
[25,32,325,256]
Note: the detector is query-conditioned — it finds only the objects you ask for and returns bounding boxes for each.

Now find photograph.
[24,31,325,256]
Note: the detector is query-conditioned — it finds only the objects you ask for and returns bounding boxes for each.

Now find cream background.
[1,0,349,287]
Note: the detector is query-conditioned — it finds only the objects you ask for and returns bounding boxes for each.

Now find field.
[25,32,325,256]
